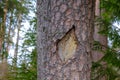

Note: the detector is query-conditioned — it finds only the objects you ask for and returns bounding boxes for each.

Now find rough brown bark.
[0,0,8,54]
[91,0,107,80]
[0,0,8,80]
[37,0,95,80]
[92,0,107,62]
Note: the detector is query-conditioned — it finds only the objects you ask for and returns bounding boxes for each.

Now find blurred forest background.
[0,0,120,80]
[0,0,36,80]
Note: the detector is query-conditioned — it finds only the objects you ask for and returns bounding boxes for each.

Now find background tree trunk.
[92,0,107,62]
[0,0,8,80]
[13,13,22,77]
[91,0,107,79]
[37,0,95,80]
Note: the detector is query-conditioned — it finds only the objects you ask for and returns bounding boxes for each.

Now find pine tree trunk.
[13,13,21,76]
[92,0,107,62]
[37,0,95,80]
[91,0,107,79]
[0,0,8,80]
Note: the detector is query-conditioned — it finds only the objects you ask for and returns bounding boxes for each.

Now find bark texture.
[0,0,8,80]
[37,0,95,80]
[91,0,107,79]
[92,0,107,62]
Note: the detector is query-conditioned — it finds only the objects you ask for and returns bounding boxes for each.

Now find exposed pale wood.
[37,0,95,80]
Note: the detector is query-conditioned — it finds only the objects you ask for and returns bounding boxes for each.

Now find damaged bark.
[57,26,78,62]
[37,0,95,80]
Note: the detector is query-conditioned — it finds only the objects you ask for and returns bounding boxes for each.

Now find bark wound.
[58,26,78,62]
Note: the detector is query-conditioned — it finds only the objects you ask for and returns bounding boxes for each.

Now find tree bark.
[92,0,107,62]
[11,13,22,78]
[13,13,21,68]
[0,0,8,80]
[91,0,107,80]
[37,0,95,80]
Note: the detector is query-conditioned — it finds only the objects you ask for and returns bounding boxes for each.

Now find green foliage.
[92,0,120,80]
[101,0,120,21]
[23,17,36,47]
[92,47,120,80]
[0,0,37,80]
[0,6,4,19]
[15,7,37,80]
[92,62,119,80]
[93,41,102,51]
[103,48,120,68]
[16,48,37,80]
